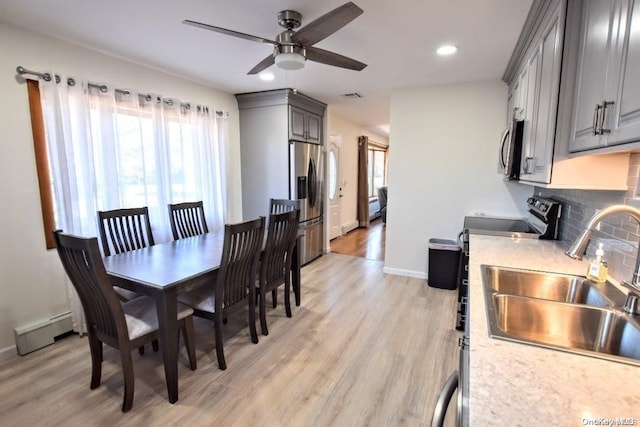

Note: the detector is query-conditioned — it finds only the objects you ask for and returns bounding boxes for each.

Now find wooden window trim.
[26,79,56,249]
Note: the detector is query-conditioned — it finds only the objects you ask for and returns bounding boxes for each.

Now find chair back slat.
[97,207,155,257]
[53,230,126,341]
[168,201,209,240]
[216,217,265,310]
[262,210,299,285]
[269,198,300,214]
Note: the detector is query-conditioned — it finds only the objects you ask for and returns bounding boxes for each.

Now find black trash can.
[428,238,461,290]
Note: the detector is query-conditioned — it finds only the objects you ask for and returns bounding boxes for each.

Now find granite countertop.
[468,235,640,426]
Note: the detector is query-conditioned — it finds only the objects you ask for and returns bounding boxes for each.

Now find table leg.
[155,288,179,403]
[292,238,301,306]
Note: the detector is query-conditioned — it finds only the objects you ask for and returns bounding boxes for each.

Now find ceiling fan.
[183,2,367,74]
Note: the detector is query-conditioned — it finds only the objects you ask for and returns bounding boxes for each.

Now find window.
[367,145,387,198]
[28,75,228,247]
[328,149,337,200]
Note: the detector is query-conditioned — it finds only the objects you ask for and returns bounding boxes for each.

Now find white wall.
[384,80,533,278]
[0,23,242,353]
[326,109,388,237]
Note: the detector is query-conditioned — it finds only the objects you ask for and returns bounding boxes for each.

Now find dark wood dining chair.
[52,230,197,413]
[257,209,300,335]
[97,207,155,257]
[168,201,209,240]
[97,207,155,303]
[270,198,300,214]
[269,198,301,305]
[177,217,265,370]
[97,207,156,354]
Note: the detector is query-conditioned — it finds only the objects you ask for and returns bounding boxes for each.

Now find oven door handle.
[431,371,459,427]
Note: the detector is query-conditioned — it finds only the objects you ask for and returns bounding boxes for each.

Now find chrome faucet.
[565,204,640,315]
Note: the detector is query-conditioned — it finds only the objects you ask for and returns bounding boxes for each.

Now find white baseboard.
[382,266,427,280]
[14,311,73,356]
[341,220,359,234]
[0,345,17,361]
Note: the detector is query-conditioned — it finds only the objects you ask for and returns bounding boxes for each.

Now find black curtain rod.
[16,65,228,117]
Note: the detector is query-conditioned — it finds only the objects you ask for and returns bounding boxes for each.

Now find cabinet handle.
[599,100,614,134]
[592,103,602,136]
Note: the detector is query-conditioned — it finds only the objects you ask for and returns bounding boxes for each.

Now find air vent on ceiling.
[341,92,362,99]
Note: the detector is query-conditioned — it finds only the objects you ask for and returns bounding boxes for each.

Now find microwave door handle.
[500,128,510,168]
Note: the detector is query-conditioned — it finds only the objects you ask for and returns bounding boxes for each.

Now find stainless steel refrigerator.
[235,89,326,266]
[290,141,323,265]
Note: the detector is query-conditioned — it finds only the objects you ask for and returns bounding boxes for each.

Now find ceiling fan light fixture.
[275,52,306,70]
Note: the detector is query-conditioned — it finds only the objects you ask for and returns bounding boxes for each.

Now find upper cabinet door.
[569,0,617,152]
[521,48,540,175]
[289,106,322,144]
[608,0,640,144]
[289,106,307,141]
[306,112,322,144]
[569,0,640,152]
[522,13,563,183]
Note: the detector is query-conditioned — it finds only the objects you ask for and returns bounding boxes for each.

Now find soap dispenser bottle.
[587,242,608,283]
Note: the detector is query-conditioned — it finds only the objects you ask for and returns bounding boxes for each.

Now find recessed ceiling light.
[437,45,459,56]
[259,72,275,81]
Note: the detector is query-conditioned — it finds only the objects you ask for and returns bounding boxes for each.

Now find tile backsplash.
[536,153,640,283]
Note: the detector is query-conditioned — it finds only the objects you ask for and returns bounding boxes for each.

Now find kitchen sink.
[488,294,640,364]
[482,265,640,366]
[482,265,614,307]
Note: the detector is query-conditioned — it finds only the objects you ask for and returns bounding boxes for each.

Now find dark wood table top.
[103,232,225,290]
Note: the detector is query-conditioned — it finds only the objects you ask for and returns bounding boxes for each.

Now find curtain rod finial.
[16,66,25,74]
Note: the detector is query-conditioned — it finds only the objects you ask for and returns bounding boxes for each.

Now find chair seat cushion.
[177,286,215,314]
[122,296,194,341]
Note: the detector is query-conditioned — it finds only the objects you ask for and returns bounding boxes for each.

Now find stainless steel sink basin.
[482,265,640,366]
[487,294,640,365]
[482,265,613,307]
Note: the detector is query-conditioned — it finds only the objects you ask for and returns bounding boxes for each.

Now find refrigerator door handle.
[308,158,317,208]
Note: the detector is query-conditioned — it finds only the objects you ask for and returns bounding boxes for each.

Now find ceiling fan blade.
[183,19,278,45]
[248,55,276,75]
[292,2,363,47]
[305,46,367,71]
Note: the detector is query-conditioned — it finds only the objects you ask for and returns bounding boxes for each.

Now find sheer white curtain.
[39,73,229,333]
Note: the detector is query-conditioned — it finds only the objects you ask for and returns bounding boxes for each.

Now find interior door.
[328,137,342,240]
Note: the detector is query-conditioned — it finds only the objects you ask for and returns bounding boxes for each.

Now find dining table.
[103,229,302,404]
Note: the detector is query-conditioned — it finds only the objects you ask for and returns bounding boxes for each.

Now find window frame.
[367,143,388,200]
[27,79,56,249]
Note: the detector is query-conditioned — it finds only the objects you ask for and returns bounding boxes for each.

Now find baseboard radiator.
[14,311,73,355]
[341,220,359,234]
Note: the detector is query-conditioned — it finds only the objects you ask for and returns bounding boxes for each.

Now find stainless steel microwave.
[498,116,524,181]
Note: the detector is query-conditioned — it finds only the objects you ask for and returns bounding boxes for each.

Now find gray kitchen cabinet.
[520,11,562,183]
[502,0,630,189]
[234,88,326,220]
[570,0,640,152]
[289,105,322,144]
[506,0,562,184]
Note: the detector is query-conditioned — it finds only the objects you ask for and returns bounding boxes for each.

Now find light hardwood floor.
[0,253,459,426]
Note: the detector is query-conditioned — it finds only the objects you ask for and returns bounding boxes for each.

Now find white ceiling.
[0,0,533,136]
